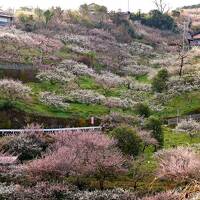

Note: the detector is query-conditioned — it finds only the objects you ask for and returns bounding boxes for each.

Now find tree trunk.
[133,181,137,190]
[75,177,84,190]
[99,179,104,190]
[142,144,147,153]
[179,57,184,77]
[154,145,157,152]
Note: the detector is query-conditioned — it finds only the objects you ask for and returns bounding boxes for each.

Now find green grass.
[164,126,200,148]
[28,82,64,94]
[78,76,100,90]
[192,55,200,64]
[102,87,128,97]
[135,74,152,84]
[55,46,75,60]
[78,76,131,98]
[0,78,135,122]
[0,97,109,120]
[69,103,109,118]
[157,91,200,118]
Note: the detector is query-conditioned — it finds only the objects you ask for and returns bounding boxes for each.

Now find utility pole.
[176,109,179,125]
[128,0,130,12]
[178,21,188,77]
[182,21,186,52]
[182,18,190,52]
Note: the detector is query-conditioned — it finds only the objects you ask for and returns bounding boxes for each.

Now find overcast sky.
[1,0,200,12]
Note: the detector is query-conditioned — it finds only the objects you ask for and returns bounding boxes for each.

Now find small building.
[188,31,200,46]
[0,11,14,26]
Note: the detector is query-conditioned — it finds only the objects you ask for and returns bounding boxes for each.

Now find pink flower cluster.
[25,131,128,180]
[155,147,200,182]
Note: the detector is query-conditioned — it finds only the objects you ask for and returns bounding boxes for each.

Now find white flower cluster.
[126,41,153,55]
[122,90,150,104]
[167,74,200,95]
[40,92,69,108]
[59,34,90,46]
[39,59,127,88]
[68,90,106,104]
[150,54,178,67]
[130,82,151,92]
[148,93,169,112]
[0,79,31,101]
[67,90,135,108]
[148,104,165,112]
[176,119,200,137]
[59,60,96,77]
[121,65,150,76]
[73,188,136,200]
[36,68,75,83]
[67,44,91,54]
[103,97,136,108]
[0,27,62,51]
[95,71,126,88]
[0,183,16,195]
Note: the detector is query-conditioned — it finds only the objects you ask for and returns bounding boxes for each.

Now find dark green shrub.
[110,126,142,156]
[0,101,13,110]
[152,69,169,93]
[18,13,36,32]
[145,116,163,148]
[101,112,140,132]
[130,10,177,32]
[2,125,54,162]
[135,103,151,118]
[111,13,136,42]
[2,134,48,161]
[142,10,177,31]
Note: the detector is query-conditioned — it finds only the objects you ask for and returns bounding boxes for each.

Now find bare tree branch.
[154,0,168,13]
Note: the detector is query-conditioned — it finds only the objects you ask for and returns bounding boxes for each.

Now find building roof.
[192,31,200,37]
[0,11,13,18]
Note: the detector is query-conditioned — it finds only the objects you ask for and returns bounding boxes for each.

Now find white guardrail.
[0,126,102,135]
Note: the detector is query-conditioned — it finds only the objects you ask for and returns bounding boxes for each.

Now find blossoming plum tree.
[25,132,129,190]
[155,147,200,182]
[0,79,31,101]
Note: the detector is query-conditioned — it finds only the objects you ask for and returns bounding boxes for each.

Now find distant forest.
[182,4,200,9]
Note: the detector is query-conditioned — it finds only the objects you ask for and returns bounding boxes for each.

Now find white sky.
[0,0,200,12]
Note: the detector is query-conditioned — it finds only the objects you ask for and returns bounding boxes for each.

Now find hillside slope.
[0,9,199,128]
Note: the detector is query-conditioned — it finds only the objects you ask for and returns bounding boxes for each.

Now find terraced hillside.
[0,20,199,128]
[0,4,200,200]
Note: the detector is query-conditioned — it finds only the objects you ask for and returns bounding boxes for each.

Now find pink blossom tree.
[155,147,200,182]
[25,132,129,189]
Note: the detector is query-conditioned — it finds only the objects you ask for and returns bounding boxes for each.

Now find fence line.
[168,114,200,125]
[0,126,102,135]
